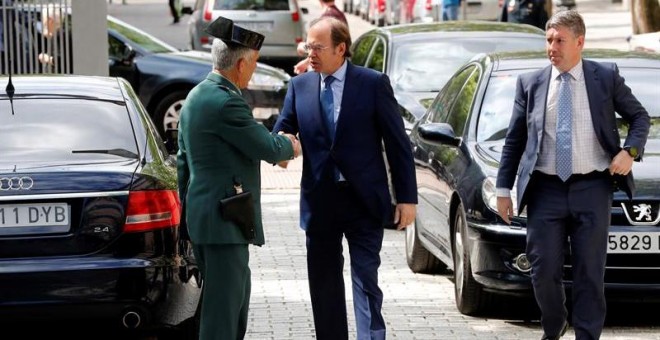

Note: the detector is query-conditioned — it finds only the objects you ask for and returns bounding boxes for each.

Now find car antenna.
[5,57,16,115]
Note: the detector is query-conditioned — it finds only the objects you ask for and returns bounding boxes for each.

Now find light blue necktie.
[556,72,573,182]
[321,75,336,140]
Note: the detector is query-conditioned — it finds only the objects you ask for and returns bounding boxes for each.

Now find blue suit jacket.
[273,62,417,230]
[496,59,650,212]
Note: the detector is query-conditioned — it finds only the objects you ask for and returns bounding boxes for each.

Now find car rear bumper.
[0,256,201,329]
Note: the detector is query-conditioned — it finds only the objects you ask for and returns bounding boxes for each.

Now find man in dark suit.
[177,17,300,339]
[496,10,650,340]
[273,17,417,340]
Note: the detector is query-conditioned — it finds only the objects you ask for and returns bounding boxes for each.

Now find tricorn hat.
[204,16,265,51]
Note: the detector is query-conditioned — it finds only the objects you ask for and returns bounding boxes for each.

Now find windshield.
[477,67,660,143]
[0,99,138,163]
[108,18,177,54]
[390,37,545,93]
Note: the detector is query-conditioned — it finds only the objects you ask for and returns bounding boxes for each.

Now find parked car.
[350,21,546,134]
[108,15,290,137]
[0,75,201,337]
[407,49,660,316]
[186,0,307,67]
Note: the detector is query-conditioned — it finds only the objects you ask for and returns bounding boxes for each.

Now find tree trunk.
[631,0,660,34]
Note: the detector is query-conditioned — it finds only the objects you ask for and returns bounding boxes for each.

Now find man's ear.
[337,42,346,57]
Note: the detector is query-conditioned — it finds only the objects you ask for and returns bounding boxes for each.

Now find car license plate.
[0,203,70,228]
[235,21,273,32]
[607,232,660,253]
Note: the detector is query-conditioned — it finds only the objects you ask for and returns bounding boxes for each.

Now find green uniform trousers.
[193,243,250,340]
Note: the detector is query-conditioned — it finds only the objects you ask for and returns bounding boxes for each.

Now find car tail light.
[425,0,432,11]
[292,11,300,22]
[203,0,215,22]
[124,190,181,233]
[201,36,210,45]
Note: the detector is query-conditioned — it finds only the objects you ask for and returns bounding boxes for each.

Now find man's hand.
[496,196,514,224]
[609,149,634,176]
[278,132,301,162]
[394,203,416,230]
[293,59,310,75]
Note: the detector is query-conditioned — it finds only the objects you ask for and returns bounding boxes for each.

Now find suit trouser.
[306,182,386,340]
[193,243,250,340]
[526,171,612,340]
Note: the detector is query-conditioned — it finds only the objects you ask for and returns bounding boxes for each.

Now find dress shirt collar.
[551,60,583,82]
[321,59,348,84]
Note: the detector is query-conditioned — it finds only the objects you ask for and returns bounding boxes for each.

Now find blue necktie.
[556,72,573,182]
[321,75,336,140]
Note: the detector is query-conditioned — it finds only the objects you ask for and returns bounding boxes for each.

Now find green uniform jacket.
[177,72,294,246]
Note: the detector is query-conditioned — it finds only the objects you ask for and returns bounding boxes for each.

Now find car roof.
[0,75,125,102]
[374,21,546,41]
[484,49,660,72]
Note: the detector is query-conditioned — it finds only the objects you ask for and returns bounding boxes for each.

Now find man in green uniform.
[177,16,300,340]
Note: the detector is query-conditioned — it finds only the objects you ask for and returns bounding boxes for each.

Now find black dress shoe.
[541,321,568,340]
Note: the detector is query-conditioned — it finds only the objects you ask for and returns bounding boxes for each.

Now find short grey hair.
[545,10,586,38]
[211,38,254,71]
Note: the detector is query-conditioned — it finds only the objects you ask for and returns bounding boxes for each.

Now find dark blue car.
[0,75,201,338]
[407,50,660,316]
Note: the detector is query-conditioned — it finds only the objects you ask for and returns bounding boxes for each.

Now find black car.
[349,21,546,134]
[407,50,660,316]
[108,16,290,137]
[0,75,201,338]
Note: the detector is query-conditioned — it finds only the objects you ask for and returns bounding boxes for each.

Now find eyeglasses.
[303,43,330,53]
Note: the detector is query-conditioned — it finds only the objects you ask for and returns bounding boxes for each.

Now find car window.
[366,38,385,72]
[390,37,545,92]
[108,18,177,54]
[446,67,480,137]
[427,65,477,124]
[214,0,290,10]
[351,35,376,66]
[0,99,138,162]
[476,67,660,143]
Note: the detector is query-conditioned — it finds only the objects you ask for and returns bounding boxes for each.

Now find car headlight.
[248,72,286,91]
[482,177,527,218]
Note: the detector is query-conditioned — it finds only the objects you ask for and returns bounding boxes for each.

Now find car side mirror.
[418,123,461,147]
[301,7,308,14]
[164,128,179,154]
[181,6,193,15]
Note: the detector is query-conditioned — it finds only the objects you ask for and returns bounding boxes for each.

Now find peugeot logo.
[621,202,660,226]
[0,177,34,191]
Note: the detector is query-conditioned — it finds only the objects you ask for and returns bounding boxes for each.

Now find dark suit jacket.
[177,72,294,245]
[497,59,650,212]
[273,62,417,230]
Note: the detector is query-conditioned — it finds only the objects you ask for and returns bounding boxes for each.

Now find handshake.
[278,131,302,168]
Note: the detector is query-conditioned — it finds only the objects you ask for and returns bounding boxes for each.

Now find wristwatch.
[624,146,639,159]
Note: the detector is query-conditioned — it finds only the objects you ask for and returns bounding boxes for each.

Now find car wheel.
[153,90,189,138]
[452,202,489,315]
[405,218,443,273]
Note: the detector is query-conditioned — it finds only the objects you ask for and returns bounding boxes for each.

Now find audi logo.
[0,177,34,191]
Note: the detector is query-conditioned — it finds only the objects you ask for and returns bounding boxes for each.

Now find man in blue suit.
[496,10,650,340]
[273,17,417,340]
